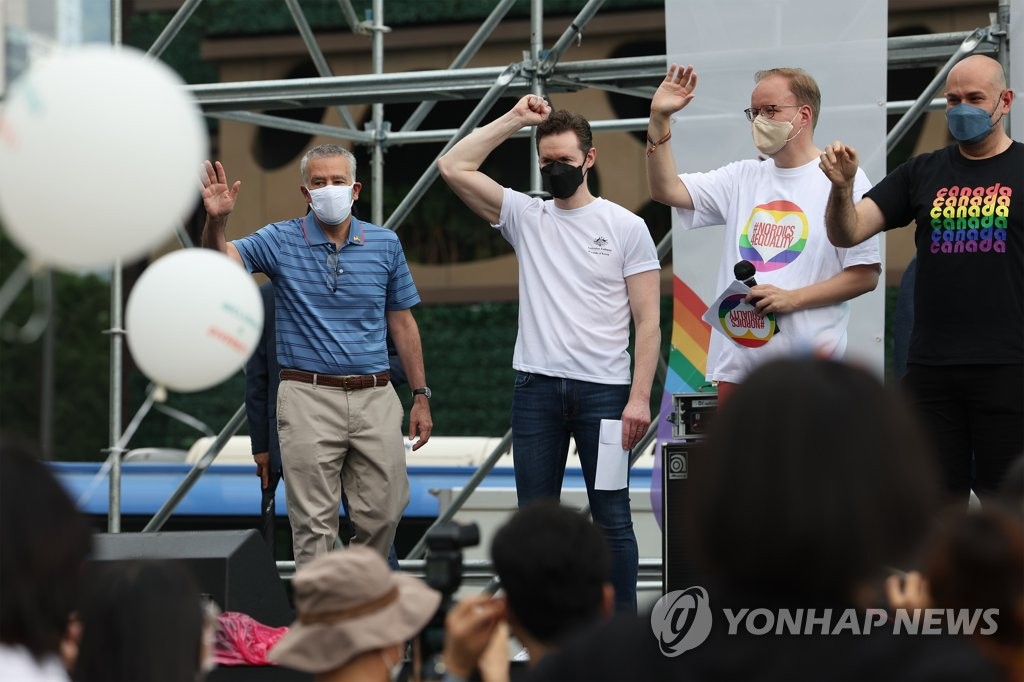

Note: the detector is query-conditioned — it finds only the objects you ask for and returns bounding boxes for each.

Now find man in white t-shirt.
[438,96,661,613]
[647,65,881,401]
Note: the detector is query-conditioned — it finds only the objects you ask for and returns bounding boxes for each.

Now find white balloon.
[0,45,207,271]
[125,249,263,393]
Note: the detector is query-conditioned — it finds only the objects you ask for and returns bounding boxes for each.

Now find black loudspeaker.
[661,439,707,595]
[91,529,293,627]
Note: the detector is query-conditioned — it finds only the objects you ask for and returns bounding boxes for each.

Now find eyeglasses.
[743,104,803,122]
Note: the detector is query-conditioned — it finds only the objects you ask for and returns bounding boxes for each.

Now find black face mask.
[540,161,585,199]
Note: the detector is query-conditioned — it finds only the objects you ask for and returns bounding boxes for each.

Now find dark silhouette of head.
[685,358,941,603]
[491,500,612,647]
[73,559,206,682]
[0,436,92,661]
[924,505,1024,648]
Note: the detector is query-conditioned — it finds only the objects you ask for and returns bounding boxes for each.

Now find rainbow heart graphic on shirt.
[738,199,808,272]
[718,294,780,348]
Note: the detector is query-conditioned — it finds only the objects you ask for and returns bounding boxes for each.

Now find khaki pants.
[276,379,409,566]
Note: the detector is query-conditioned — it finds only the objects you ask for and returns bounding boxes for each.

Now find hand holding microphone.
[734,260,783,331]
[734,260,761,303]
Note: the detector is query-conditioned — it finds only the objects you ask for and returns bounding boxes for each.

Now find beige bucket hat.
[269,546,441,673]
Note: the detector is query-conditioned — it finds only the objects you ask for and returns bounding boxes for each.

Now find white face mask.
[751,111,802,156]
[307,184,354,225]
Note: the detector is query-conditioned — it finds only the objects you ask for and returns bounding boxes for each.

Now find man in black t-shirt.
[819,54,1023,502]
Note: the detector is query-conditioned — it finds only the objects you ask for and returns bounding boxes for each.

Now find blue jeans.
[511,372,638,613]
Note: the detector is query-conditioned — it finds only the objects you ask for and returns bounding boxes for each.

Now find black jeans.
[902,363,1024,501]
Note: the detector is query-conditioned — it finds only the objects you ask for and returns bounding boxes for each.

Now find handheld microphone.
[734,259,765,306]
[734,260,758,288]
[733,259,780,332]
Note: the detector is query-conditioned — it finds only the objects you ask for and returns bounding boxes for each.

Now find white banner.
[665,0,888,376]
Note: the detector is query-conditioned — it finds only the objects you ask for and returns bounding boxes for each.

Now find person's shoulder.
[684,157,760,179]
[251,217,304,240]
[357,219,400,242]
[506,186,543,208]
[595,197,643,221]
[267,216,305,229]
[0,646,69,682]
[528,614,660,680]
[723,158,766,175]
[849,629,1002,681]
[906,143,956,168]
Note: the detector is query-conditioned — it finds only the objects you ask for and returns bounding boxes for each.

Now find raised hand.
[442,595,507,681]
[652,64,698,117]
[200,160,241,219]
[512,94,552,127]
[819,140,860,188]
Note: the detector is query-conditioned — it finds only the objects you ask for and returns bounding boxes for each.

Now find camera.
[424,521,480,598]
[412,521,480,681]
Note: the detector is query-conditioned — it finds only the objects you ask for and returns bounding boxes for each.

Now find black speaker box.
[661,439,707,595]
[91,529,293,627]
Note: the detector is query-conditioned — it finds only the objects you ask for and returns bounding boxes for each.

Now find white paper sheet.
[595,419,628,491]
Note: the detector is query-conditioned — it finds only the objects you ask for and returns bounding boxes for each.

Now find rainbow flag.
[652,273,713,524]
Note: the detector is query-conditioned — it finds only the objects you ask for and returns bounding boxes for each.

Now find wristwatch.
[412,386,432,399]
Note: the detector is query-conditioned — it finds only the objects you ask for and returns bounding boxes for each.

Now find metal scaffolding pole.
[382,63,521,232]
[183,28,1006,114]
[400,0,518,133]
[107,0,125,534]
[526,0,547,195]
[220,109,953,148]
[141,403,248,533]
[209,110,374,143]
[886,27,988,152]
[996,0,1011,135]
[283,0,357,130]
[145,0,203,59]
[538,0,607,74]
[335,0,370,35]
[0,260,31,320]
[404,430,513,561]
[370,0,387,225]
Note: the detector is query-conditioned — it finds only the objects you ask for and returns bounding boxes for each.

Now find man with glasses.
[820,54,1022,502]
[646,65,880,401]
[201,143,432,566]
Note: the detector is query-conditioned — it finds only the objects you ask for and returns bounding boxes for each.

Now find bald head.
[944,54,1013,152]
[947,54,1007,92]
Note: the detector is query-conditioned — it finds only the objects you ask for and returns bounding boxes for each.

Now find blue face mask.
[946,97,1001,145]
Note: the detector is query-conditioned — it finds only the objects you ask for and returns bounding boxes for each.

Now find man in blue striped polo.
[200,144,432,566]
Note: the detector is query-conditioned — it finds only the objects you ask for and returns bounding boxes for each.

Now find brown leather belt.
[279,369,390,390]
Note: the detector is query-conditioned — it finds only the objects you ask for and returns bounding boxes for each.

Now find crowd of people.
[3,358,1021,680]
[1,51,1020,682]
